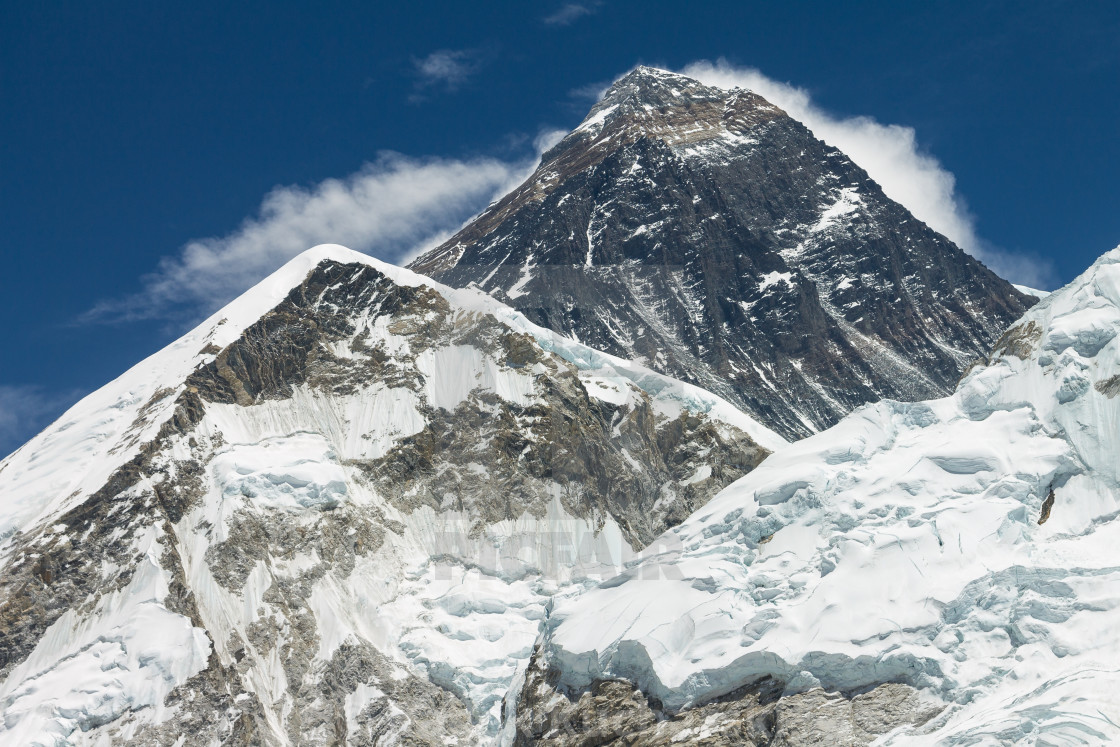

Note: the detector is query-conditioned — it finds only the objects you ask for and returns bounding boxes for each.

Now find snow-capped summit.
[566,65,751,141]
[411,67,1036,441]
[514,246,1120,744]
[582,66,710,111]
[0,245,780,745]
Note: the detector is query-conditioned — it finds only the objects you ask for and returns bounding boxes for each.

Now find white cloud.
[411,49,483,98]
[533,127,568,155]
[543,3,598,26]
[84,153,536,323]
[680,59,1054,288]
[568,79,612,103]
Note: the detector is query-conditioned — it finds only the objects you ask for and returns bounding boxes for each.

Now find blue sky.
[2,0,1118,456]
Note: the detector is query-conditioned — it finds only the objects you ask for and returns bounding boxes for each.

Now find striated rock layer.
[0,245,780,745]
[412,66,1035,440]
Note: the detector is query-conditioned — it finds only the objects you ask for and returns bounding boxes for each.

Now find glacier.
[524,246,1120,744]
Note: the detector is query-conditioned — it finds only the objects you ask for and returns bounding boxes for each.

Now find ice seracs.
[517,247,1120,744]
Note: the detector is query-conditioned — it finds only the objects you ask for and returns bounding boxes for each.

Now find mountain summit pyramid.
[412,66,1036,440]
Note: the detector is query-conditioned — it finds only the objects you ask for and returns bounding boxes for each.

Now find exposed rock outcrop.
[512,649,940,746]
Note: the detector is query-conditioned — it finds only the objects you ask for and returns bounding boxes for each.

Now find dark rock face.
[411,66,1036,440]
[185,261,442,406]
[355,374,766,550]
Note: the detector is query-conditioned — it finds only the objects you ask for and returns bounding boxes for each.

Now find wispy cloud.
[82,153,538,324]
[568,78,612,103]
[680,59,1054,288]
[410,48,486,101]
[0,385,81,459]
[543,3,599,26]
[533,127,568,156]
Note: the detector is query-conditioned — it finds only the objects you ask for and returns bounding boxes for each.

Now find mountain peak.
[409,64,1035,442]
[624,64,677,78]
[575,67,745,138]
[0,224,783,742]
[410,68,791,280]
[604,64,707,97]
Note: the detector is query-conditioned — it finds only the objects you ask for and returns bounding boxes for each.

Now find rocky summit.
[412,66,1036,440]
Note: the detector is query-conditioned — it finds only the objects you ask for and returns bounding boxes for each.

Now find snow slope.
[0,245,781,745]
[532,246,1120,744]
